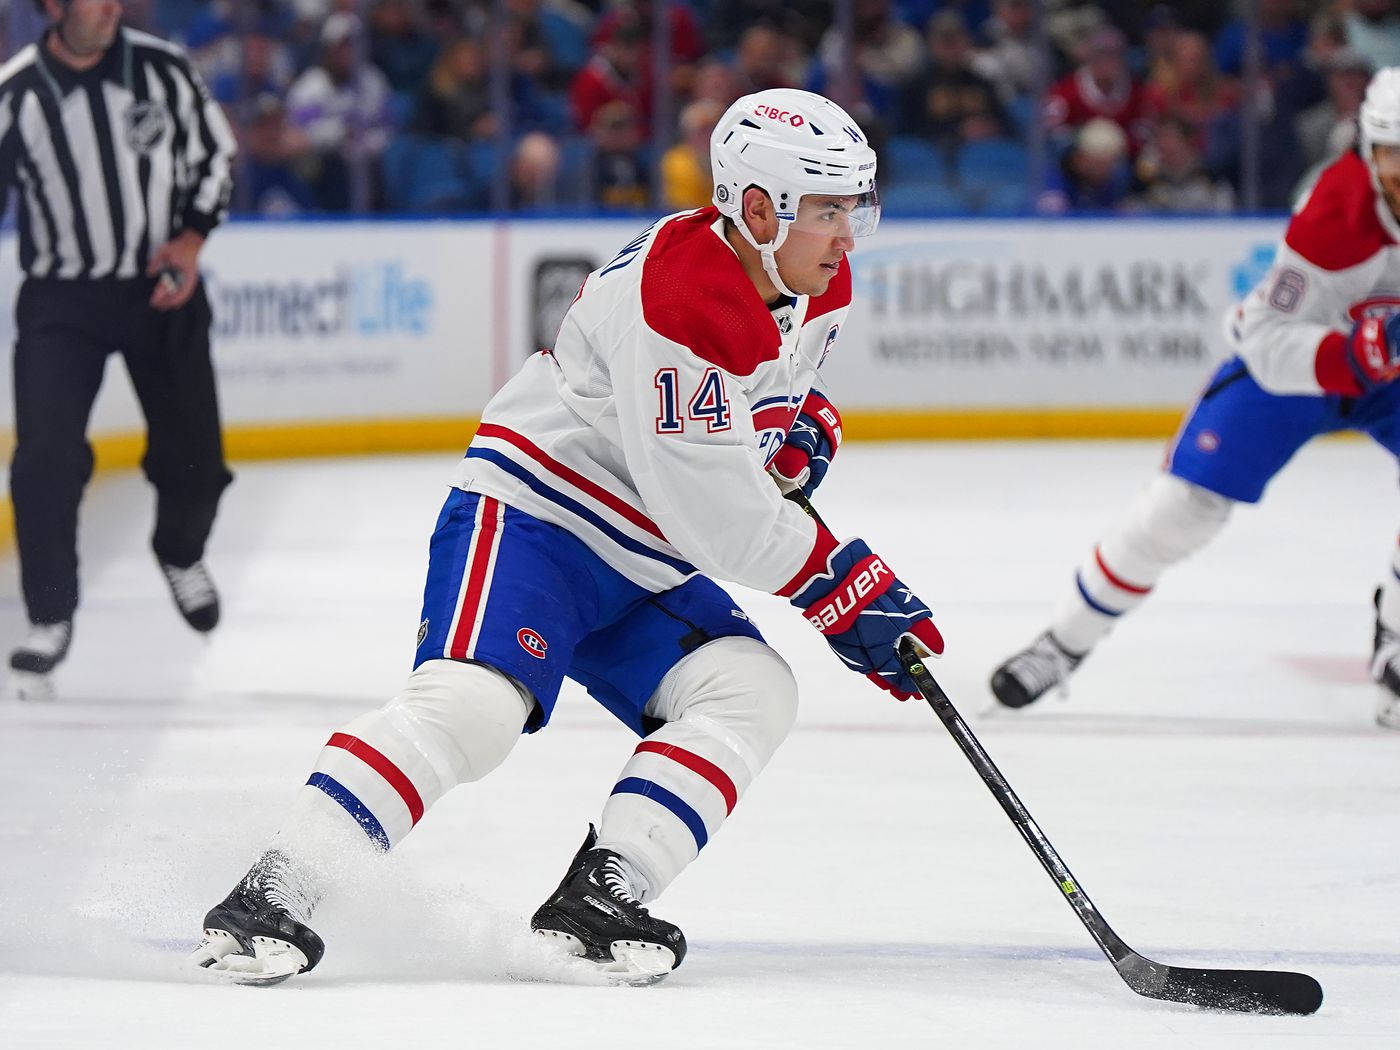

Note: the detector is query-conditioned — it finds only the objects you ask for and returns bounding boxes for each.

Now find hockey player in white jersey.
[990,67,1400,727]
[189,88,944,985]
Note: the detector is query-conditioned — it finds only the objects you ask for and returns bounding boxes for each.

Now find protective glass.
[786,187,881,239]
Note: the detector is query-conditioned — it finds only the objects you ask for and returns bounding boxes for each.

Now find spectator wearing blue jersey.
[1213,0,1307,77]
[368,0,439,95]
[1038,116,1132,214]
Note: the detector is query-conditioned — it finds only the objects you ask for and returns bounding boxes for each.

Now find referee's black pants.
[11,277,234,626]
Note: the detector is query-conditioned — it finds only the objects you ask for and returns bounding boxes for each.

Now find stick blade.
[1121,955,1323,1015]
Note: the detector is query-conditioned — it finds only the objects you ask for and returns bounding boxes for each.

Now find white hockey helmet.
[1359,67,1400,160]
[710,88,879,296]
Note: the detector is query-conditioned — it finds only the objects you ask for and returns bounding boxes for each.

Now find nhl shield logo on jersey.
[417,619,430,645]
[517,627,548,659]
[124,100,171,155]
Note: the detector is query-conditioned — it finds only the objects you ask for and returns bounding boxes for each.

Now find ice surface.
[2,440,1398,1049]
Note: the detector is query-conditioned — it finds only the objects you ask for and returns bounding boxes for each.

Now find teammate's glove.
[1331,313,1400,394]
[770,392,842,498]
[789,537,945,700]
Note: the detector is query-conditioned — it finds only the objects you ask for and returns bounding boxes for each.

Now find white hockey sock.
[596,637,797,900]
[295,659,530,853]
[1051,474,1232,655]
[1381,535,1400,632]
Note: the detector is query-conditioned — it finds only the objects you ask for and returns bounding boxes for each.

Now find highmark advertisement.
[823,218,1283,409]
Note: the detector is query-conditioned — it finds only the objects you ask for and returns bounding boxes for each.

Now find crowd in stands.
[51,0,1400,216]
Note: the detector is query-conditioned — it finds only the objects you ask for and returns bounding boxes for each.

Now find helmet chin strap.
[738,216,799,299]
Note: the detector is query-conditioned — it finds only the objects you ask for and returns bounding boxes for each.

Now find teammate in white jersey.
[990,68,1400,728]
[189,88,944,985]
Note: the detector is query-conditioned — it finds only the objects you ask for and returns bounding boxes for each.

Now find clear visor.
[784,187,881,239]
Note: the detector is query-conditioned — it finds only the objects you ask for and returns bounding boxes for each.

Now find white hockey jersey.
[455,207,852,596]
[1228,149,1400,395]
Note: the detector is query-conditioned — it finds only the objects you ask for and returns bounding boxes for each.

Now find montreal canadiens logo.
[517,628,548,659]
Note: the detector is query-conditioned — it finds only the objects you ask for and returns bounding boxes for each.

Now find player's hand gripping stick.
[783,491,944,700]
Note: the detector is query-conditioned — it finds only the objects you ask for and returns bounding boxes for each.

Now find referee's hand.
[147,230,204,311]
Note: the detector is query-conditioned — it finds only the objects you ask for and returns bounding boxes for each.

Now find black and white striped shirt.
[0,26,236,280]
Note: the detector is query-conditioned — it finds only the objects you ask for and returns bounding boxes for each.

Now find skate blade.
[533,929,675,985]
[1376,691,1400,730]
[7,670,54,703]
[188,928,308,985]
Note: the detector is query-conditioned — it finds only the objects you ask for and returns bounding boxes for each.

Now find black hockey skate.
[7,620,73,702]
[189,850,324,985]
[160,559,220,633]
[990,630,1084,709]
[531,826,686,985]
[1372,588,1400,729]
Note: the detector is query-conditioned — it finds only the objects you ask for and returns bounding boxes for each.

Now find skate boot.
[1371,588,1400,729]
[160,560,220,633]
[7,620,72,702]
[189,850,324,984]
[531,826,686,984]
[990,630,1084,709]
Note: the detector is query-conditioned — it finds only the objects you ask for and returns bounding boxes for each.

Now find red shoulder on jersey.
[641,207,782,377]
[1284,151,1395,271]
[805,255,852,324]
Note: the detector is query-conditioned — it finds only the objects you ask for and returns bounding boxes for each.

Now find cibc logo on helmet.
[754,105,805,127]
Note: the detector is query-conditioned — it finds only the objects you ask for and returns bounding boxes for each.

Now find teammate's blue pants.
[1167,356,1400,503]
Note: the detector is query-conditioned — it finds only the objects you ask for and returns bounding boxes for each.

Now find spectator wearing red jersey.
[569,13,652,132]
[1045,25,1150,154]
[592,0,705,66]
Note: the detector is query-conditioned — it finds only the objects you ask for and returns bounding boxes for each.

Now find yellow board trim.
[841,407,1187,441]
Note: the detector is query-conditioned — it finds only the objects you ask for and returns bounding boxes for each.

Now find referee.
[0,1,237,700]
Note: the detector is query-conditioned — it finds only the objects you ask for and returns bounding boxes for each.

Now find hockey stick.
[781,488,1321,1014]
[893,637,1322,1015]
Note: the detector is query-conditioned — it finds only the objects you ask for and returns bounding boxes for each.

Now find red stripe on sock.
[634,740,738,814]
[327,732,425,826]
[1094,546,1151,596]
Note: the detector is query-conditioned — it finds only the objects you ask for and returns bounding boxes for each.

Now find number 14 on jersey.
[655,368,732,434]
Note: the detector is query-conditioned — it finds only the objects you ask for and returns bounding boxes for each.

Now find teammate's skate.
[990,631,1084,709]
[1371,589,1400,729]
[7,620,72,702]
[189,850,324,984]
[160,559,220,633]
[531,827,686,984]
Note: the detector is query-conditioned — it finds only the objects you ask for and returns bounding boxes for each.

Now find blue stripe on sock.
[610,776,708,851]
[308,772,391,851]
[1075,571,1122,618]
